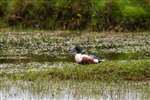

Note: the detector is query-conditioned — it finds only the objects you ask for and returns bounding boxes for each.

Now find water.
[0,55,72,64]
[0,57,150,100]
[0,80,150,100]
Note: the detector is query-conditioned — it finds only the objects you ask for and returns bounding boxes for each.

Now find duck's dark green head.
[70,46,83,55]
[74,46,83,53]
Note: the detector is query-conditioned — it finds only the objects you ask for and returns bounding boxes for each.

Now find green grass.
[1,59,150,81]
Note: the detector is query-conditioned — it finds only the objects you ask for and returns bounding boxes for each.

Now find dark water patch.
[108,52,150,60]
[97,51,150,60]
[0,57,30,64]
[0,54,73,64]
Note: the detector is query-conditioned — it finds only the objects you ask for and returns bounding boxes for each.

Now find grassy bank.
[0,0,150,31]
[1,59,150,81]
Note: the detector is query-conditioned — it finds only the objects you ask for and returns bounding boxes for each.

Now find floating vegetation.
[0,32,150,60]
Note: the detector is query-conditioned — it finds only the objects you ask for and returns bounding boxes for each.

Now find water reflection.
[0,80,150,100]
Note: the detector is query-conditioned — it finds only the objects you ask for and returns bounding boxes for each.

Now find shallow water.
[0,56,150,100]
[0,80,150,100]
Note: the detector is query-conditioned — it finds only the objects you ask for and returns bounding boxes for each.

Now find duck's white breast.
[75,54,82,63]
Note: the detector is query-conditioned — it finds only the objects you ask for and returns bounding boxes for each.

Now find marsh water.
[0,58,150,100]
[0,79,150,100]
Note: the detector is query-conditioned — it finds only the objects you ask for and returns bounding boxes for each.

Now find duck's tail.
[98,59,105,63]
[93,58,105,63]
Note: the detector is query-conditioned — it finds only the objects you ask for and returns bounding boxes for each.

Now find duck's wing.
[90,54,101,60]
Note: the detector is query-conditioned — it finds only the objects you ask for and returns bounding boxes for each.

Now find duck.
[70,46,102,64]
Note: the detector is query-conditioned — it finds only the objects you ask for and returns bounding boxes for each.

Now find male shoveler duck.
[70,46,102,64]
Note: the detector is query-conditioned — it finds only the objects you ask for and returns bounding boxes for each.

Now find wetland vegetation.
[0,0,150,99]
[0,31,150,81]
[0,31,149,100]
